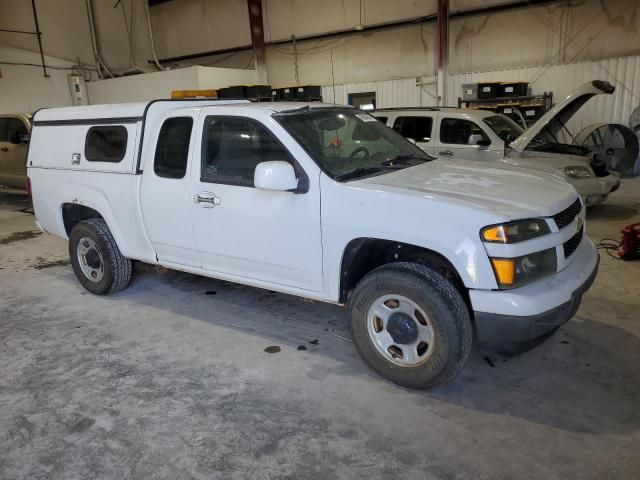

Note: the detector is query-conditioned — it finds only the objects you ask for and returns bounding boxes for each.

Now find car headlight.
[490,248,557,289]
[563,166,592,178]
[481,219,550,243]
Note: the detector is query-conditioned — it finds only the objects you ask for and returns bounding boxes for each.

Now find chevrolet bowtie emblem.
[576,216,584,232]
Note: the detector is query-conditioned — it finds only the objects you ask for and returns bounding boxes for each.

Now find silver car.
[372,81,620,206]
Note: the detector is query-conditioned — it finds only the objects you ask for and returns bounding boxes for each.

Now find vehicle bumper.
[470,237,599,357]
[571,172,621,206]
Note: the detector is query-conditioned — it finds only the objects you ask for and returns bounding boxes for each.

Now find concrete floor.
[1,180,639,480]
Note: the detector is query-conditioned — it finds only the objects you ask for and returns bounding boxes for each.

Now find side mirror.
[468,134,490,147]
[254,161,298,192]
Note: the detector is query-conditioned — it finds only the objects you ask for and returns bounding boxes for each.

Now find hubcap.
[77,237,104,283]
[366,294,435,367]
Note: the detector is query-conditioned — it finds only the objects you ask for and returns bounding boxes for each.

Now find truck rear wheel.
[69,218,132,295]
[349,262,472,389]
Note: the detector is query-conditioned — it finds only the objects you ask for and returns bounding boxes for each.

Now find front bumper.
[571,172,621,206]
[471,237,599,357]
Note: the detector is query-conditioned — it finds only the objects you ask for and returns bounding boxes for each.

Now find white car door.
[391,114,436,155]
[140,111,201,267]
[188,110,323,292]
[436,117,501,161]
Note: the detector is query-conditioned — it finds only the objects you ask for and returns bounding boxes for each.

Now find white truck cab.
[372,80,621,207]
[28,100,599,389]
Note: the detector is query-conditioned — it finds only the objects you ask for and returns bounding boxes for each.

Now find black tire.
[349,262,472,389]
[68,218,132,295]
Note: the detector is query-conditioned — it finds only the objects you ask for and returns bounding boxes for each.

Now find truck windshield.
[275,107,434,181]
[483,114,524,143]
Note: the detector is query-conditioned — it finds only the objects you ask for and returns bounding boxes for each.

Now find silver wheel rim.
[77,237,104,283]
[366,294,435,367]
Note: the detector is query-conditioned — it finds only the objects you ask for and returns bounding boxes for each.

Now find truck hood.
[355,159,577,220]
[503,150,590,172]
[509,80,615,154]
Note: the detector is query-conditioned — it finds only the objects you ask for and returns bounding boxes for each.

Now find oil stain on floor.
[32,259,71,270]
[0,230,42,245]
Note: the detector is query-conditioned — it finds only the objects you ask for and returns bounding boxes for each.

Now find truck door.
[140,111,200,267]
[189,111,323,292]
[391,114,436,155]
[436,117,498,161]
[0,117,29,189]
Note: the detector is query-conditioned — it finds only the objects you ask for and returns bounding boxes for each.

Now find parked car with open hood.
[372,80,620,206]
[28,100,598,389]
[0,113,31,189]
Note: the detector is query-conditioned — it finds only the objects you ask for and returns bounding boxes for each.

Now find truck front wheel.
[69,219,132,295]
[349,262,472,389]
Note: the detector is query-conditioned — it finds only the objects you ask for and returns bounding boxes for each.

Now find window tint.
[7,118,28,144]
[393,116,433,142]
[202,117,292,187]
[440,118,489,145]
[0,118,7,142]
[85,126,128,162]
[482,115,523,142]
[154,117,193,179]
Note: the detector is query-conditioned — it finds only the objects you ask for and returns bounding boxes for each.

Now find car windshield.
[275,107,434,181]
[482,114,524,143]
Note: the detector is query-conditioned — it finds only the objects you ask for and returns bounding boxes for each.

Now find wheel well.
[62,203,103,236]
[339,238,469,304]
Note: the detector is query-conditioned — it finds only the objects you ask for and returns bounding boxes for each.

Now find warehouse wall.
[324,53,640,135]
[146,0,640,87]
[0,0,153,73]
[0,45,74,113]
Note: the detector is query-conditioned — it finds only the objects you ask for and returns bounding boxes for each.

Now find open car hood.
[509,80,615,154]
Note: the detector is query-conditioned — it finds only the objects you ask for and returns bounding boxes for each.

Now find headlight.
[490,248,557,289]
[481,219,550,243]
[563,166,592,178]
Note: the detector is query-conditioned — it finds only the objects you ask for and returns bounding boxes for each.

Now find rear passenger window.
[393,116,432,142]
[85,126,128,162]
[0,118,8,142]
[154,117,193,179]
[201,117,292,187]
[440,118,488,145]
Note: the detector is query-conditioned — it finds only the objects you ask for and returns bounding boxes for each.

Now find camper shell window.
[85,126,128,162]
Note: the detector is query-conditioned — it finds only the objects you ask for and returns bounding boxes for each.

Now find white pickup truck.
[28,100,599,389]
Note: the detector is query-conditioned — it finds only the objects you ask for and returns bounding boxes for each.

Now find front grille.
[553,198,582,230]
[563,226,583,258]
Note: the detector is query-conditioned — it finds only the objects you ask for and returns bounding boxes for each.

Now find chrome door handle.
[438,150,454,156]
[194,192,221,208]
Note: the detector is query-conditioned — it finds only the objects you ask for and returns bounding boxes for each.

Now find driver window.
[7,118,27,144]
[440,118,488,145]
[202,117,293,187]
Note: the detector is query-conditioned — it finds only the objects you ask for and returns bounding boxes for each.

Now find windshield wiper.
[381,153,433,166]
[335,165,403,181]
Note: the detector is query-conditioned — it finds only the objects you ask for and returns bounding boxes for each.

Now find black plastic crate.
[218,85,271,100]
[499,82,529,97]
[521,104,546,121]
[477,82,501,99]
[294,85,322,101]
[279,87,296,101]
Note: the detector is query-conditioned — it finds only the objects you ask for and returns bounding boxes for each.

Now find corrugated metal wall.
[323,54,640,136]
[322,76,439,109]
[448,54,640,136]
